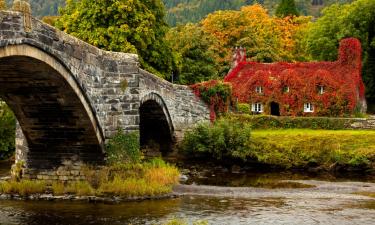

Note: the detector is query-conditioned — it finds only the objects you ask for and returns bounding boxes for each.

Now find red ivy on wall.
[224,38,365,116]
[190,80,233,121]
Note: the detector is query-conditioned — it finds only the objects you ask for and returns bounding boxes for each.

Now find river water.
[0,161,374,225]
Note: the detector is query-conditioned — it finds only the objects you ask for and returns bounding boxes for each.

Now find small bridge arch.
[139,92,175,153]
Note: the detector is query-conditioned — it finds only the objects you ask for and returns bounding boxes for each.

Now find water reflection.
[0,161,374,225]
[0,196,373,225]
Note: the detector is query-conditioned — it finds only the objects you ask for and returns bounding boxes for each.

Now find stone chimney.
[231,46,247,70]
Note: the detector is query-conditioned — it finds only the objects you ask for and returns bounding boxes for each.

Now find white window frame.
[251,103,263,113]
[318,85,324,94]
[304,103,314,113]
[255,86,263,94]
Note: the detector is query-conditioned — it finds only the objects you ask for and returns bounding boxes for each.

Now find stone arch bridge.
[0,10,209,178]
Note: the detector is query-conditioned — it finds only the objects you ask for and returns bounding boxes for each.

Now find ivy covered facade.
[225,38,366,117]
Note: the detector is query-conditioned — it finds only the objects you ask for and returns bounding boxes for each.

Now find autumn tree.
[276,0,299,17]
[0,0,6,10]
[56,0,175,79]
[166,23,218,84]
[306,0,375,103]
[201,4,310,75]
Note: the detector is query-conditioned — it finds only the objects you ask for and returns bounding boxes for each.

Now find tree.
[276,0,299,17]
[306,0,375,104]
[56,0,175,79]
[201,4,310,75]
[0,0,6,10]
[165,23,219,84]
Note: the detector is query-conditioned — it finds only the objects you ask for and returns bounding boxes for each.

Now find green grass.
[247,129,375,168]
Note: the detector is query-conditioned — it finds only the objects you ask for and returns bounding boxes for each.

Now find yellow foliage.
[201,4,311,68]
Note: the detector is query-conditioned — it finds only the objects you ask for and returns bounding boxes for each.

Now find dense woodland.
[5,1,354,24]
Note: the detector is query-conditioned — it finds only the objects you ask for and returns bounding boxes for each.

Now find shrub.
[106,130,141,165]
[230,114,358,130]
[190,80,233,121]
[181,118,252,160]
[237,103,250,114]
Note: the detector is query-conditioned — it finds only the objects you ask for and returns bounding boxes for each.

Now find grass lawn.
[247,129,375,168]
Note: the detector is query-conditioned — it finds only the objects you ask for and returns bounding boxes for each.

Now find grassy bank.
[181,118,375,170]
[0,158,179,197]
[249,129,375,169]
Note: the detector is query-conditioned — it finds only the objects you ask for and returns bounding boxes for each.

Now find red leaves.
[190,80,233,122]
[224,38,365,116]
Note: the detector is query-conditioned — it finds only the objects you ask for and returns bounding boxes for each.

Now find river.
[0,161,374,225]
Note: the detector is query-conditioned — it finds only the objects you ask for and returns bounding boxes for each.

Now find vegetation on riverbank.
[0,158,179,197]
[0,131,179,198]
[181,117,375,171]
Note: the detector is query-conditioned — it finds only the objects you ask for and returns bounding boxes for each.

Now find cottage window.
[255,86,263,94]
[318,85,324,94]
[283,86,290,93]
[304,103,314,113]
[252,103,263,113]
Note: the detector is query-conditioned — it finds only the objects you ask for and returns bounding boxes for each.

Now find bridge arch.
[0,44,105,169]
[139,92,174,153]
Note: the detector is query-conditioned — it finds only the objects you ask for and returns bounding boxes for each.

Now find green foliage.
[41,15,60,26]
[166,23,219,84]
[181,118,252,160]
[237,103,251,114]
[0,102,15,159]
[198,82,232,110]
[106,130,141,165]
[56,0,175,79]
[230,114,358,130]
[305,0,375,100]
[276,0,299,17]
[164,0,249,26]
